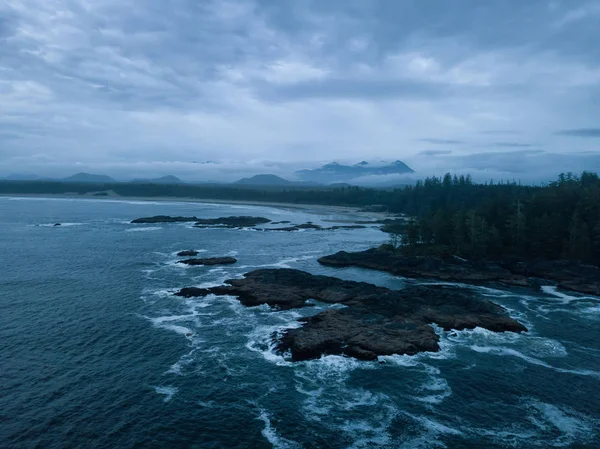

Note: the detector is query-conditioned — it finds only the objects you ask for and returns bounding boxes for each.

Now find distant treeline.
[2,172,599,263]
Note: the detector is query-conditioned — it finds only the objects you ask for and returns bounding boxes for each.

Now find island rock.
[178,257,237,266]
[174,268,526,361]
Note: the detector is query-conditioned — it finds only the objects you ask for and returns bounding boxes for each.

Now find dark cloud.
[418,150,453,156]
[494,142,534,148]
[555,128,600,137]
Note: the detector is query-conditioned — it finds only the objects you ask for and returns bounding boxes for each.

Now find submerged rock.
[174,268,526,361]
[131,215,198,224]
[177,250,200,257]
[178,257,237,266]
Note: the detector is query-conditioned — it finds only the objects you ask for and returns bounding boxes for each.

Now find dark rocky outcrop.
[177,250,200,257]
[178,257,237,266]
[498,258,600,296]
[53,223,61,227]
[318,246,600,296]
[131,215,198,224]
[194,216,271,228]
[174,268,526,361]
[266,223,367,232]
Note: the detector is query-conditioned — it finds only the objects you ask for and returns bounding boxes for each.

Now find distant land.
[234,174,293,186]
[62,173,117,183]
[234,174,322,187]
[295,160,414,184]
[1,160,416,186]
[131,175,184,184]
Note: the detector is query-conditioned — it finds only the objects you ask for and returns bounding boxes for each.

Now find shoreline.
[0,193,393,220]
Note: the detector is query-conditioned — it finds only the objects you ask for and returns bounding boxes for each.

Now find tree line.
[392,172,600,263]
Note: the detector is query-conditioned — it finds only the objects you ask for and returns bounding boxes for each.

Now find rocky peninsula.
[174,268,526,361]
[318,246,600,296]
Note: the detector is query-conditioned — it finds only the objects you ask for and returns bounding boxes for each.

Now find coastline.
[0,193,393,220]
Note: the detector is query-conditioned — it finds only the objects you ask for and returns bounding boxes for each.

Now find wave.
[31,222,85,227]
[153,385,178,402]
[237,255,315,270]
[469,345,600,378]
[126,226,162,232]
[257,409,301,449]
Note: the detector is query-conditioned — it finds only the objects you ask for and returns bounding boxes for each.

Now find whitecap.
[257,409,301,449]
[469,345,600,378]
[153,385,178,402]
[126,226,162,232]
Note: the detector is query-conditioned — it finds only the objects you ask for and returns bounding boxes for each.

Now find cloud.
[0,0,599,182]
[494,142,534,148]
[418,150,453,156]
[555,128,600,137]
[418,138,463,145]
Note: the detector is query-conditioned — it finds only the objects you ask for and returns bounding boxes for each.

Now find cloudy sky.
[1,0,599,182]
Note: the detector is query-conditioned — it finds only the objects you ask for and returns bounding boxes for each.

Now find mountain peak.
[62,173,116,183]
[295,160,414,185]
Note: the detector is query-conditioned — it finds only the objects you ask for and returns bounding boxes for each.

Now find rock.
[267,223,366,232]
[359,205,389,213]
[498,258,600,296]
[193,216,271,228]
[318,247,521,284]
[178,257,237,266]
[131,215,198,224]
[175,268,526,361]
[271,221,292,224]
[53,223,61,227]
[175,287,214,297]
[177,250,200,257]
[318,247,600,296]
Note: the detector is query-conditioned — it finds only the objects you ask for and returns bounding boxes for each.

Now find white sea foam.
[257,410,301,449]
[153,386,178,402]
[542,286,585,303]
[238,255,315,270]
[245,322,301,366]
[469,345,600,378]
[468,399,599,447]
[126,226,162,232]
[32,222,85,227]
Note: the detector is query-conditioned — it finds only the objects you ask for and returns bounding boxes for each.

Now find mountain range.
[295,160,414,184]
[1,160,415,186]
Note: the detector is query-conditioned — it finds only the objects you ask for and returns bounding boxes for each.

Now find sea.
[1,196,599,449]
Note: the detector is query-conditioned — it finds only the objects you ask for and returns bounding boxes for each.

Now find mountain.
[62,173,117,183]
[234,174,293,186]
[295,160,414,184]
[131,175,184,184]
[2,173,46,181]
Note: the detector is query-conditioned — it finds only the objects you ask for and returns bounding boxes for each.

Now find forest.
[1,171,599,263]
[391,172,600,264]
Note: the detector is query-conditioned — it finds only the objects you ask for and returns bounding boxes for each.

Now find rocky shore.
[318,246,600,295]
[131,215,271,227]
[174,268,526,361]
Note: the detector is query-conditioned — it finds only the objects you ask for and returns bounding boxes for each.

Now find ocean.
[1,196,599,449]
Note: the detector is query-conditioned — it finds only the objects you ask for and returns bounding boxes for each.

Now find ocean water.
[1,196,599,449]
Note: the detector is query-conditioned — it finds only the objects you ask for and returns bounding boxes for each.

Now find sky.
[1,0,600,182]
